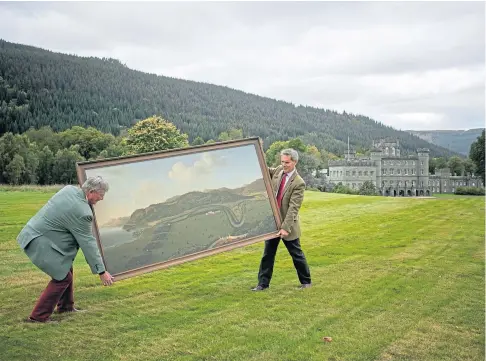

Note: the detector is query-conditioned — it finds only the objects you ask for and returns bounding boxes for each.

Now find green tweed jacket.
[269,165,306,241]
[17,185,105,280]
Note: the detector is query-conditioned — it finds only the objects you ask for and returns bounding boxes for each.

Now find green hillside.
[0,39,458,157]
[407,129,484,156]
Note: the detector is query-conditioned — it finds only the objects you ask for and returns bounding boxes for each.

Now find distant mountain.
[0,39,460,158]
[406,129,484,156]
[122,180,264,231]
[101,216,130,228]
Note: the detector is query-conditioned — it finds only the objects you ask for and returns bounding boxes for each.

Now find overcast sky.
[0,1,484,131]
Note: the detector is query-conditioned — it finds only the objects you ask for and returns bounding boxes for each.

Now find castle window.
[412,161,415,166]
[346,171,350,176]
[421,161,424,166]
[421,169,424,175]
[412,169,415,175]
[452,188,455,192]
[358,171,362,176]
[352,183,356,189]
[421,181,424,187]
[405,169,408,175]
[340,171,343,177]
[398,181,402,187]
[352,171,356,176]
[397,169,401,175]
[364,171,368,176]
[370,171,374,176]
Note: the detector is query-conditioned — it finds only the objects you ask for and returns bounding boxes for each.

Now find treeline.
[0,116,328,186]
[0,39,459,158]
[1,117,483,189]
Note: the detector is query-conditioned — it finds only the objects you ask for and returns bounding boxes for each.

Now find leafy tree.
[5,154,25,185]
[432,157,448,172]
[463,158,477,176]
[37,146,55,185]
[218,128,243,142]
[125,115,189,154]
[52,146,84,184]
[21,143,40,184]
[58,126,115,160]
[192,136,205,146]
[447,156,465,176]
[332,182,357,195]
[359,180,377,196]
[265,140,289,166]
[469,129,485,183]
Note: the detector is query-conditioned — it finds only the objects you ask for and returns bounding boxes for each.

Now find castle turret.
[417,148,430,191]
[371,148,383,192]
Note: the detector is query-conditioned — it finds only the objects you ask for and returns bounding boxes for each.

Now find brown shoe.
[25,317,58,324]
[56,307,86,314]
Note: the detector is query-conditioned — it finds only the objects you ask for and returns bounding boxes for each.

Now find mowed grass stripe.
[0,190,483,361]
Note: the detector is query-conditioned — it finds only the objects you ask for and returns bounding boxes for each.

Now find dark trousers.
[257,237,311,287]
[30,267,75,321]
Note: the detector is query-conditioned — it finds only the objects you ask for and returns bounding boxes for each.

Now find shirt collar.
[283,168,296,178]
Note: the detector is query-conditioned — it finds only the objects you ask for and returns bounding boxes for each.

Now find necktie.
[276,173,287,208]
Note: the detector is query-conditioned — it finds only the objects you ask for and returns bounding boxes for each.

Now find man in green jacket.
[17,176,114,323]
[252,148,312,291]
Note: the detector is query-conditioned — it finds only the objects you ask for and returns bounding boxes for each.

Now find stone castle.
[327,138,483,196]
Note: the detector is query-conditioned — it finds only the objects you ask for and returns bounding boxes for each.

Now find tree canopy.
[469,129,485,183]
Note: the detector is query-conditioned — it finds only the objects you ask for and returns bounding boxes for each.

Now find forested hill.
[406,129,484,156]
[0,39,458,157]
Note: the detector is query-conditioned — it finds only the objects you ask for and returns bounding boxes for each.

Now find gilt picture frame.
[76,137,282,281]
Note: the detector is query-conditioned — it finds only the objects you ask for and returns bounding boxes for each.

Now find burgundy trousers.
[30,267,75,321]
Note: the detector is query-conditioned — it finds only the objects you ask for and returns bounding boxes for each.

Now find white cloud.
[0,2,483,130]
[168,152,227,182]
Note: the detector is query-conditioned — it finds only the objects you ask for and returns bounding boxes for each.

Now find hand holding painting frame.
[76,137,282,281]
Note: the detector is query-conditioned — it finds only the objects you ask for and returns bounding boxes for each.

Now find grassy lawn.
[0,190,484,361]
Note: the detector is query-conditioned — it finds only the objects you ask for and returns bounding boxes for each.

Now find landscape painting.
[76,138,281,280]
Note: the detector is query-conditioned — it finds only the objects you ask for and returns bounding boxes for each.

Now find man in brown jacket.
[252,148,312,291]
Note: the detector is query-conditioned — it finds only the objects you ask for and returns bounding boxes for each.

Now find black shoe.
[251,285,268,291]
[298,283,312,289]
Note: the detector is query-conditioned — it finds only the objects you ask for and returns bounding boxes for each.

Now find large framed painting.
[76,137,281,280]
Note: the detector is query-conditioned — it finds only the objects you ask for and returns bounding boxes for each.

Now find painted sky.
[85,144,264,225]
[0,2,483,130]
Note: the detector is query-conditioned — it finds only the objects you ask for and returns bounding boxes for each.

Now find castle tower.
[371,148,383,192]
[417,148,430,192]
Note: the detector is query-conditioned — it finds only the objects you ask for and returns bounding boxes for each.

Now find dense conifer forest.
[0,39,458,157]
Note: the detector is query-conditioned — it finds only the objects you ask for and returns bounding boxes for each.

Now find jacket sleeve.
[69,214,106,275]
[280,182,305,233]
[268,165,281,178]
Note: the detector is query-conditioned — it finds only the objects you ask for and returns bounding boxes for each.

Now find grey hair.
[280,148,299,162]
[82,176,109,194]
